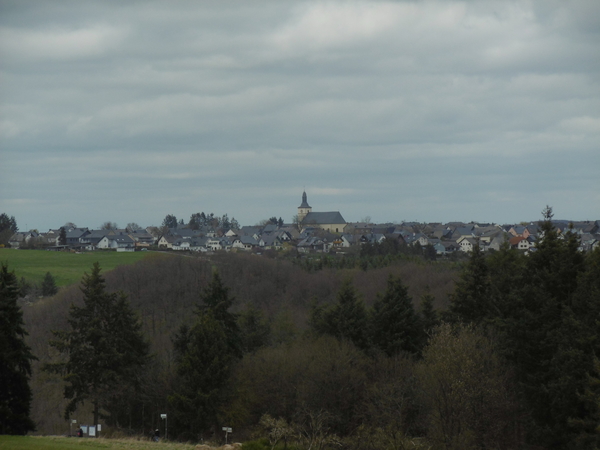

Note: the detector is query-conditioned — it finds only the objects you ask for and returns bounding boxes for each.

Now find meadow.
[0,249,164,287]
[0,436,200,450]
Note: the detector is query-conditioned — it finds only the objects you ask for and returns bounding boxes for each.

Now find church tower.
[298,190,312,222]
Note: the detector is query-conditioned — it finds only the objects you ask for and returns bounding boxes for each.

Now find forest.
[4,209,600,449]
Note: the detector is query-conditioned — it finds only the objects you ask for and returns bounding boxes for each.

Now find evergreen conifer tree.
[238,303,271,353]
[419,291,439,336]
[506,208,594,447]
[0,263,36,434]
[314,279,368,350]
[197,271,241,357]
[170,311,233,438]
[448,207,600,447]
[446,242,491,325]
[170,270,241,438]
[370,275,421,356]
[41,271,58,297]
[46,263,149,426]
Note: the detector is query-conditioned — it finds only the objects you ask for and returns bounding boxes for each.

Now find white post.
[161,414,167,440]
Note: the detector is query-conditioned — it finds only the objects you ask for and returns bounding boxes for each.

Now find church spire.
[299,190,310,208]
[298,190,312,222]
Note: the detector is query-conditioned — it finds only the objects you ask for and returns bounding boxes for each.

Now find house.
[79,230,109,249]
[8,230,40,248]
[66,228,90,246]
[441,241,460,254]
[297,236,330,253]
[206,237,232,252]
[453,226,474,239]
[97,234,135,251]
[40,229,61,245]
[432,228,453,240]
[457,236,478,253]
[128,230,156,247]
[488,234,508,251]
[157,235,177,249]
[509,236,535,252]
[262,234,283,250]
[232,235,260,251]
[172,239,191,251]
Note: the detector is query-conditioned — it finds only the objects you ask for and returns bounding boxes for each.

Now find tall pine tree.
[370,275,422,356]
[0,263,36,434]
[41,271,58,297]
[508,208,594,447]
[170,270,242,438]
[311,279,368,350]
[446,242,492,325]
[447,207,600,447]
[46,262,149,426]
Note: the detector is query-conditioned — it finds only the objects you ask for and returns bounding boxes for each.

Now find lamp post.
[160,414,167,440]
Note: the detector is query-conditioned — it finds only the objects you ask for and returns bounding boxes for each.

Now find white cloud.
[0,24,127,61]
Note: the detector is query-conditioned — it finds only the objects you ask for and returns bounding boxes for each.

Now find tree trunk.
[93,400,99,435]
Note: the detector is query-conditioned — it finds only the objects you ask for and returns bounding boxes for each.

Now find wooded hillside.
[23,252,455,439]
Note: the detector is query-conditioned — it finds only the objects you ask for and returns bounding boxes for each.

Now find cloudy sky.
[1,1,599,231]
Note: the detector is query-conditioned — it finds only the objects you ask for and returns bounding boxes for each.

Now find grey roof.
[66,228,89,238]
[301,211,346,225]
[239,236,259,245]
[262,224,278,233]
[239,226,262,236]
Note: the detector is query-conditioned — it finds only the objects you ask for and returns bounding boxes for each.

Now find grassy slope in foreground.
[0,436,199,450]
[0,249,162,287]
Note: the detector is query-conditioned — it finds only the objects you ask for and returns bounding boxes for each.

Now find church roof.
[301,211,346,225]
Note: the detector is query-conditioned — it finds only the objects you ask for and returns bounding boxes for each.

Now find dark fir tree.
[0,213,18,247]
[170,311,234,438]
[445,241,492,325]
[238,303,271,353]
[0,263,36,434]
[197,271,241,357]
[170,270,241,438]
[312,279,368,350]
[370,275,422,356]
[41,272,58,297]
[566,246,600,448]
[505,207,593,447]
[419,291,439,336]
[46,263,149,426]
[447,207,600,447]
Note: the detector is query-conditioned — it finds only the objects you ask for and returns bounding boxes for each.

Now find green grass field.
[0,249,165,287]
[0,436,200,450]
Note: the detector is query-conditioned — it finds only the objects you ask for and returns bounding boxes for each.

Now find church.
[297,191,347,233]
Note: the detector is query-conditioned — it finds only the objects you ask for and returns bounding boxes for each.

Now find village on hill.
[5,192,600,255]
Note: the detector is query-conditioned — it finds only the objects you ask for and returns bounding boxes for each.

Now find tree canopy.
[0,263,36,434]
[447,207,600,447]
[46,263,149,426]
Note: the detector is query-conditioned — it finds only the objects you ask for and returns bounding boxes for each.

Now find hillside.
[0,248,160,287]
[21,252,457,436]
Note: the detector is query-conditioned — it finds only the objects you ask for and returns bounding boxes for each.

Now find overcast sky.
[1,1,599,231]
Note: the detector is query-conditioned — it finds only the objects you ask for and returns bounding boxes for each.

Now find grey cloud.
[1,1,598,230]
